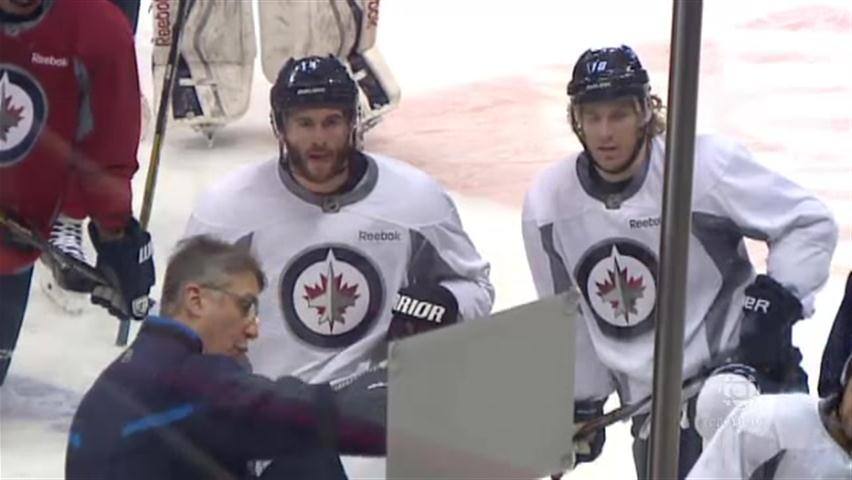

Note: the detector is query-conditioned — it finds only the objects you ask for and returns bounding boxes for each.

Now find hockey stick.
[139,0,195,228]
[0,213,109,291]
[116,0,194,347]
[573,347,738,440]
[548,350,739,479]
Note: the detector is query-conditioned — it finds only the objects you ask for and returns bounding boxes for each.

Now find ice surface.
[1,0,849,478]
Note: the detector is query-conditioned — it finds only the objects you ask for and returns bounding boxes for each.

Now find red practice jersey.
[0,0,140,274]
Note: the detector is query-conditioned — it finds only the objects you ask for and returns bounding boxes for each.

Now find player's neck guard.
[277,151,377,212]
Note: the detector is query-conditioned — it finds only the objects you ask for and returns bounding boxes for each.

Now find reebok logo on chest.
[31,52,68,68]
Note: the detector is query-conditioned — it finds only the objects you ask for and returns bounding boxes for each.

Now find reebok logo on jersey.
[359,230,401,242]
[743,296,770,314]
[629,216,661,229]
[393,294,446,323]
[31,53,68,68]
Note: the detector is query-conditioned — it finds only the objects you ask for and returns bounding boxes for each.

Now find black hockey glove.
[331,365,387,456]
[386,283,459,341]
[739,274,803,370]
[573,399,606,466]
[88,218,155,320]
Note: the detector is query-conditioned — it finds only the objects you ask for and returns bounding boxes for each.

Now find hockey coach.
[65,235,386,479]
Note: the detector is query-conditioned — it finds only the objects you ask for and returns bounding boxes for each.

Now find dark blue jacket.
[65,316,339,479]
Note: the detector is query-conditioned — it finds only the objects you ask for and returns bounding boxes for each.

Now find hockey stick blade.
[0,213,108,289]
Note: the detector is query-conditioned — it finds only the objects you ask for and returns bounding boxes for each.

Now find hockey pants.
[0,267,34,385]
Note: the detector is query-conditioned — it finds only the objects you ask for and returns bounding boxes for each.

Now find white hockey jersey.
[523,135,837,403]
[186,153,494,383]
[687,394,852,479]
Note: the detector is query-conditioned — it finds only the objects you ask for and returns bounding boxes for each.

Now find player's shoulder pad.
[691,134,755,197]
[191,159,279,227]
[70,0,135,52]
[523,153,581,225]
[361,152,458,227]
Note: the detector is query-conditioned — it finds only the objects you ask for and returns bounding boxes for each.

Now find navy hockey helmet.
[270,55,358,130]
[567,45,650,105]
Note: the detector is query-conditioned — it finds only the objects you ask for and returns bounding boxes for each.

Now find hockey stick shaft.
[573,347,738,440]
[139,0,193,229]
[119,0,194,346]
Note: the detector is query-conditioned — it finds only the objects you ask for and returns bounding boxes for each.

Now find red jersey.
[0,0,140,274]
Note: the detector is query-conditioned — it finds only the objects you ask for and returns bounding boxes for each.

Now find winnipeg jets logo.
[280,246,384,348]
[302,251,361,333]
[575,240,658,338]
[0,65,47,167]
[595,247,646,323]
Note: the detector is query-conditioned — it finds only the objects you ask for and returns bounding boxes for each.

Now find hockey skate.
[38,215,93,315]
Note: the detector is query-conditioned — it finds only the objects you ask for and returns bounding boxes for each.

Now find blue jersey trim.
[121,403,196,438]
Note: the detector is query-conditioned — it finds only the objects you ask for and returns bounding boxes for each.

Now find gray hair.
[160,235,266,316]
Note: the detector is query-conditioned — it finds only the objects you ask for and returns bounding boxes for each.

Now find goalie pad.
[152,0,256,137]
[258,0,399,134]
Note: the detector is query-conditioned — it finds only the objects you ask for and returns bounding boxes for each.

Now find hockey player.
[184,55,494,385]
[523,45,838,479]
[0,0,155,384]
[66,236,386,479]
[688,352,852,479]
[819,271,852,398]
[39,0,144,314]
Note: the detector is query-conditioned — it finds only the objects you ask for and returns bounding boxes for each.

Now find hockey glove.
[386,283,459,341]
[738,274,803,370]
[573,399,606,466]
[88,218,155,320]
[332,364,387,456]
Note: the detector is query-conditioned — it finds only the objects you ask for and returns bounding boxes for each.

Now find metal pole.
[648,1,703,479]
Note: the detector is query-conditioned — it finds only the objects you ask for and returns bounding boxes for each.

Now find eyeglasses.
[201,285,259,321]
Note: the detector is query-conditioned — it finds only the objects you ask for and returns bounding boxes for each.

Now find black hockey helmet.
[270,55,358,130]
[567,45,650,105]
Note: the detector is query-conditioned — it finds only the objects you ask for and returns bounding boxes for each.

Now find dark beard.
[285,143,351,185]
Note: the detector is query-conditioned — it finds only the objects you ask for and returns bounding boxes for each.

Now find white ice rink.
[1,0,850,478]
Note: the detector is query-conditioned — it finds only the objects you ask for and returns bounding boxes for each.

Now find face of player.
[195,271,261,358]
[840,378,852,441]
[577,97,647,182]
[281,107,354,194]
[0,0,42,14]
